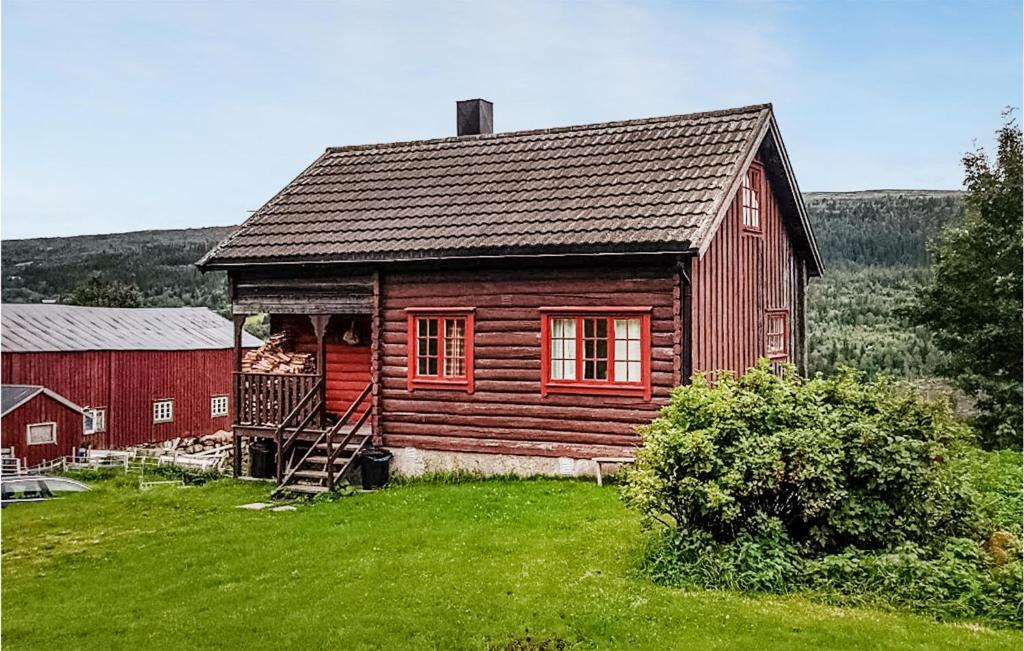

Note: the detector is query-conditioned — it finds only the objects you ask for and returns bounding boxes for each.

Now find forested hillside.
[2,227,233,312]
[0,190,964,379]
[803,190,963,377]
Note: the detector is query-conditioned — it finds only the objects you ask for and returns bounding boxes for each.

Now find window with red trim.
[766,309,788,358]
[406,308,474,392]
[540,307,652,400]
[742,166,762,231]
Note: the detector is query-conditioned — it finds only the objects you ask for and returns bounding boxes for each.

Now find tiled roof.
[1,384,83,417]
[1,304,262,353]
[201,104,775,265]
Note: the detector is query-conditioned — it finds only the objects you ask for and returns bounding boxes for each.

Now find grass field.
[2,477,1020,650]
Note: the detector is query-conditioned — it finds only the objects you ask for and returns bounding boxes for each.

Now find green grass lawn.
[2,477,1020,650]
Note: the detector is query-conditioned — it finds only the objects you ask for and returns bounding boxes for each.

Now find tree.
[908,113,1023,448]
[69,273,144,308]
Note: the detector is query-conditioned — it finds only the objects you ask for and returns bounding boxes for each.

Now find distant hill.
[0,190,967,379]
[804,190,963,267]
[2,226,234,311]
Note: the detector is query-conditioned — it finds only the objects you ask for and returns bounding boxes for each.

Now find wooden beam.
[309,314,330,427]
[371,270,383,446]
[678,255,693,384]
[232,314,245,478]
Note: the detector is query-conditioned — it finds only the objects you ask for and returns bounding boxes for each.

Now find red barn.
[1,305,261,450]
[199,101,824,493]
[1,384,84,467]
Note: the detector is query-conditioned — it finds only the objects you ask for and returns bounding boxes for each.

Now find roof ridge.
[324,103,772,156]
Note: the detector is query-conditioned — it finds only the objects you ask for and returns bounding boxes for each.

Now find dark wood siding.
[2,393,83,467]
[2,350,236,449]
[691,159,804,375]
[378,265,677,458]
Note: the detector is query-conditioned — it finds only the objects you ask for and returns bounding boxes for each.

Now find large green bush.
[623,361,1021,625]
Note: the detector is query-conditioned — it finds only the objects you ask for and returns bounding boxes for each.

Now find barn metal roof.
[199,103,822,274]
[1,384,83,417]
[1,304,262,353]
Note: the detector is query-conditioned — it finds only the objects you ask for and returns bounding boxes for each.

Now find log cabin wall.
[377,264,677,459]
[690,159,804,376]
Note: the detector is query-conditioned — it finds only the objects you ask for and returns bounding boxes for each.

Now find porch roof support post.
[309,315,330,428]
[232,314,245,478]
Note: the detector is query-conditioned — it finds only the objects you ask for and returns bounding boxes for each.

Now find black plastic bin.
[249,438,277,479]
[360,448,393,490]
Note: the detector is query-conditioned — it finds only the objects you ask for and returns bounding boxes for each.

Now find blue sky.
[2,0,1021,239]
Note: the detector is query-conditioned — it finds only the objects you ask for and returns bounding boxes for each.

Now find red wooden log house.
[199,101,824,495]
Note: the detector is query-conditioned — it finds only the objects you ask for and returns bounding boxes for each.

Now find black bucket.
[249,438,277,479]
[360,447,393,490]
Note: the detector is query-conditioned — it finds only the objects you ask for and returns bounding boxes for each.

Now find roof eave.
[197,243,698,271]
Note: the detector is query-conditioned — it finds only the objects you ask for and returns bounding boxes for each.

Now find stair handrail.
[273,377,324,483]
[277,382,372,490]
[325,384,373,487]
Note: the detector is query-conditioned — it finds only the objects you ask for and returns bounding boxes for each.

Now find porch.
[230,308,377,496]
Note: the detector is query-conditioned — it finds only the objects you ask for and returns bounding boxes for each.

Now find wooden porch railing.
[233,372,320,428]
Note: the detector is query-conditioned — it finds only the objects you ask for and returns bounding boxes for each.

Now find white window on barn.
[211,395,229,418]
[153,399,174,424]
[766,310,789,358]
[84,408,106,434]
[27,422,57,446]
[742,167,761,231]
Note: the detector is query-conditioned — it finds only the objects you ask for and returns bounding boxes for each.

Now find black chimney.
[456,99,493,136]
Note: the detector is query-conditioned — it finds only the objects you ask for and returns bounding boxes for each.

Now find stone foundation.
[388,447,616,479]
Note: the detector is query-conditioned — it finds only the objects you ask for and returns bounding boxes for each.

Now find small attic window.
[742,166,762,231]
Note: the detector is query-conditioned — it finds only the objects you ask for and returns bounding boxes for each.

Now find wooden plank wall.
[1,349,235,451]
[691,158,802,376]
[1,393,83,467]
[378,265,677,458]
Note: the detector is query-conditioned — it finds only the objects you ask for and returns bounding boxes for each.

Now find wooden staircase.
[272,382,373,498]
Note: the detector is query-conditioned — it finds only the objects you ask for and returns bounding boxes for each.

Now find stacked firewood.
[241,332,315,374]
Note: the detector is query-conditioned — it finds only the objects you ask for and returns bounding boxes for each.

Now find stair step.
[292,469,328,480]
[306,455,356,465]
[279,483,329,495]
[311,442,365,451]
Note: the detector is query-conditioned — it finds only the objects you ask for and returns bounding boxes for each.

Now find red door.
[325,343,371,417]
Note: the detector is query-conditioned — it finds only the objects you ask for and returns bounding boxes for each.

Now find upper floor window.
[540,307,652,400]
[211,395,229,418]
[766,310,789,358]
[406,308,475,392]
[27,422,57,446]
[742,166,762,231]
[153,399,174,424]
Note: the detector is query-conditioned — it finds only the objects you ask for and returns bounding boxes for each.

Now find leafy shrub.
[623,361,1021,625]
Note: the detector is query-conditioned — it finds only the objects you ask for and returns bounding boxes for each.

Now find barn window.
[405,308,475,392]
[26,422,57,446]
[540,307,652,400]
[153,399,174,423]
[766,310,789,358]
[84,408,106,434]
[211,396,229,418]
[742,166,762,231]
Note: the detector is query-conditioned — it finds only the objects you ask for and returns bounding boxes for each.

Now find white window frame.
[153,399,174,424]
[26,422,57,446]
[742,167,762,231]
[84,407,106,435]
[211,395,229,418]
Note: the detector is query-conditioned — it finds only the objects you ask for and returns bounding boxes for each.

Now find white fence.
[3,445,232,478]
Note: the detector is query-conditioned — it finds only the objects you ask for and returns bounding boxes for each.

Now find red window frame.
[765,309,789,359]
[405,308,475,393]
[742,164,763,233]
[539,307,652,400]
